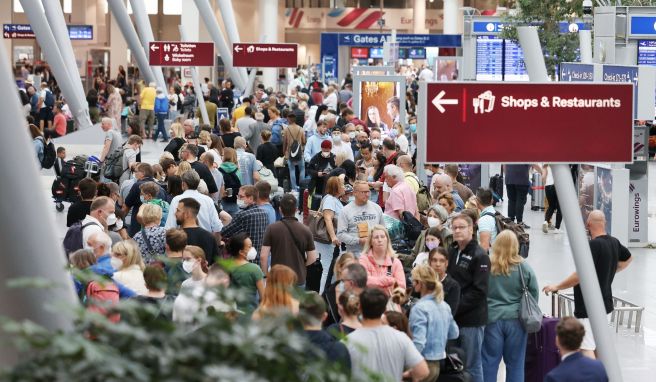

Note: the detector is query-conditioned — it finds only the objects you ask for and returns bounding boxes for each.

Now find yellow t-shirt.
[232,105,246,122]
[140,87,156,110]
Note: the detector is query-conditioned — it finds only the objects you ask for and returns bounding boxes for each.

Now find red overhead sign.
[233,43,298,68]
[421,82,634,163]
[149,42,214,66]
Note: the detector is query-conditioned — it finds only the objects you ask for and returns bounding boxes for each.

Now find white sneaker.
[553,228,562,234]
[548,223,555,230]
[542,221,548,234]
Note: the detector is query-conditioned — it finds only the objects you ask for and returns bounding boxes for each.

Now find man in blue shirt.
[304,120,330,163]
[476,188,498,252]
[256,181,277,225]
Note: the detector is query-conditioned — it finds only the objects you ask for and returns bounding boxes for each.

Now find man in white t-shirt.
[348,288,429,381]
[418,65,434,82]
[476,188,498,252]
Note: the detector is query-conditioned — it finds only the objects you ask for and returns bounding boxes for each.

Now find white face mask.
[371,138,380,147]
[237,199,246,209]
[106,213,117,226]
[182,259,195,273]
[246,247,257,261]
[425,170,434,177]
[321,151,331,158]
[332,134,341,143]
[427,217,441,228]
[348,131,356,139]
[110,257,123,271]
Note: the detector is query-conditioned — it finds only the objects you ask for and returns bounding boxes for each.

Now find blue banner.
[630,16,656,35]
[337,33,461,47]
[3,23,93,40]
[559,63,594,82]
[602,65,638,118]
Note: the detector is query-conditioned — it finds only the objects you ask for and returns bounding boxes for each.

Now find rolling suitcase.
[524,295,561,382]
[530,172,545,211]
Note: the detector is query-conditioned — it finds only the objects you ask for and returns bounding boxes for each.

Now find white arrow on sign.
[151,44,159,52]
[234,45,243,53]
[432,90,458,113]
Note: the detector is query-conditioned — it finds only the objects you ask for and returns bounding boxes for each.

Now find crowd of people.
[24,64,631,382]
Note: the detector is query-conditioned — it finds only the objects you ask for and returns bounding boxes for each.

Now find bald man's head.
[586,210,607,237]
[397,155,413,171]
[434,174,453,194]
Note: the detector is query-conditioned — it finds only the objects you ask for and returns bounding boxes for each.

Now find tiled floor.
[43,128,656,380]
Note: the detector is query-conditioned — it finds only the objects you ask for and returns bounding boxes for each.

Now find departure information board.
[637,40,656,66]
[504,39,529,81]
[476,35,528,81]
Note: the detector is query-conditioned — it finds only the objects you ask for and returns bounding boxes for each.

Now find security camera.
[583,0,593,15]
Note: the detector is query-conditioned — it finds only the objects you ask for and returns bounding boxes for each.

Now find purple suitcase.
[524,316,560,382]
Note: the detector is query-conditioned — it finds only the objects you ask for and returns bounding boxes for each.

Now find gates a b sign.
[419,82,634,163]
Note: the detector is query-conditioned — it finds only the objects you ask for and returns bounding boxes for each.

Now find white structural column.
[129,0,166,90]
[193,0,245,90]
[0,39,77,365]
[442,0,460,34]
[42,0,87,114]
[107,0,156,85]
[217,0,249,86]
[109,2,129,80]
[259,0,279,89]
[413,0,427,34]
[179,25,210,126]
[20,0,91,129]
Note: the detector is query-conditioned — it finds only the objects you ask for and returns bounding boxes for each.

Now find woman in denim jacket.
[409,265,460,382]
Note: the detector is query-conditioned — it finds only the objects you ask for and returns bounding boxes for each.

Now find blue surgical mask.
[140,195,146,203]
[409,124,417,133]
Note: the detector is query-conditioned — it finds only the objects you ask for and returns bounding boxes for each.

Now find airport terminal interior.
[3,0,656,380]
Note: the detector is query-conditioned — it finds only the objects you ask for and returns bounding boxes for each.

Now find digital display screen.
[351,47,369,59]
[637,40,656,66]
[68,25,93,40]
[408,47,426,59]
[476,35,503,81]
[369,48,383,59]
[475,35,528,81]
[398,48,408,59]
[503,39,529,81]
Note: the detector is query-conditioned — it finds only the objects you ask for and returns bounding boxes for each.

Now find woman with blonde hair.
[482,230,539,382]
[180,245,209,291]
[392,122,409,153]
[176,160,209,194]
[164,122,186,161]
[111,240,148,295]
[436,192,457,229]
[252,264,299,320]
[133,203,167,264]
[409,264,459,382]
[198,130,212,152]
[358,225,405,294]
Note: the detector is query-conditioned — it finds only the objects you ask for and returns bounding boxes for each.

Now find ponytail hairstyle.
[184,245,209,273]
[338,289,360,317]
[411,264,444,303]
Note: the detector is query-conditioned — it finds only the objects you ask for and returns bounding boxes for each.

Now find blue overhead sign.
[630,16,656,35]
[603,65,638,118]
[3,23,92,40]
[472,21,589,35]
[560,63,594,82]
[337,33,461,47]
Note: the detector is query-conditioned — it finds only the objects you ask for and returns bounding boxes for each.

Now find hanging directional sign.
[3,24,93,40]
[217,107,229,121]
[233,43,298,68]
[418,82,634,163]
[149,42,214,66]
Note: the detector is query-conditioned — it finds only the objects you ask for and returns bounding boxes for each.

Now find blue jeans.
[482,319,527,382]
[287,158,305,191]
[153,113,169,141]
[459,326,485,382]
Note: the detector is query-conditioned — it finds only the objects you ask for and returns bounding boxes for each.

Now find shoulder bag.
[518,262,542,333]
[308,196,337,244]
[281,220,322,292]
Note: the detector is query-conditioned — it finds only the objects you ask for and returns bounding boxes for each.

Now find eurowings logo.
[286,8,384,29]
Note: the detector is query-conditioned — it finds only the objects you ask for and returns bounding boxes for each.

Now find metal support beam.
[42,0,87,117]
[129,0,166,90]
[216,0,249,86]
[0,36,76,366]
[179,25,209,127]
[517,26,623,382]
[20,0,91,130]
[107,0,156,85]
[193,0,246,90]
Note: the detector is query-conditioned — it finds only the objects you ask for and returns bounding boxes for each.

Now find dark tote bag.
[281,220,323,292]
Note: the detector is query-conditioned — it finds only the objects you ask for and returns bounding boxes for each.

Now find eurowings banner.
[285,7,444,30]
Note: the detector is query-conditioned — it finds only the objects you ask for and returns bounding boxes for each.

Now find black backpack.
[63,221,100,255]
[401,211,423,243]
[102,146,127,181]
[288,127,303,161]
[219,168,241,203]
[481,211,530,258]
[44,89,55,108]
[38,137,56,169]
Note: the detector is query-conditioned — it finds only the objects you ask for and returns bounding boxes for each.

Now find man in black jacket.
[447,213,490,382]
[180,144,218,196]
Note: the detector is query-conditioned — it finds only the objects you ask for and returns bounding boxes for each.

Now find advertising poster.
[629,173,648,243]
[577,165,595,223]
[596,167,613,233]
[436,59,459,81]
[360,81,401,134]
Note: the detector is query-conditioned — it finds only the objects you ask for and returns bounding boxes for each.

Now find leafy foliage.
[500,0,584,76]
[0,286,357,382]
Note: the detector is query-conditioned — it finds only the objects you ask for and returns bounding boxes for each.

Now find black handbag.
[281,220,323,292]
[437,352,471,382]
